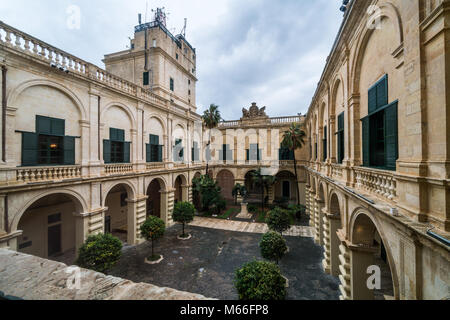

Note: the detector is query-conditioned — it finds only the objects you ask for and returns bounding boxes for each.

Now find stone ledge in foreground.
[0,249,213,300]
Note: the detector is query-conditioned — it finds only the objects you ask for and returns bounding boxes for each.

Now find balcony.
[354,166,397,202]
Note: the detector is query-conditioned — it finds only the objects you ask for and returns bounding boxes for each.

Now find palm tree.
[202,104,222,175]
[281,123,306,206]
[251,169,277,213]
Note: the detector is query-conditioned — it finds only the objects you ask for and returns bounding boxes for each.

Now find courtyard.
[108,222,340,300]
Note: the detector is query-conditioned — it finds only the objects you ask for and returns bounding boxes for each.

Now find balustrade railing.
[104,164,133,175]
[331,164,344,180]
[354,167,397,201]
[16,166,82,183]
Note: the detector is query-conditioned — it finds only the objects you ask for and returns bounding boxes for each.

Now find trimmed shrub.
[140,216,166,261]
[234,260,286,300]
[173,201,195,237]
[266,207,291,235]
[260,231,288,264]
[248,204,258,213]
[76,233,122,273]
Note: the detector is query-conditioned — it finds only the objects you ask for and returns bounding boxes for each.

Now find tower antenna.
[181,18,187,37]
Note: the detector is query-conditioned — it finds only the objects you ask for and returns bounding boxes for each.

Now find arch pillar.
[161,188,175,226]
[181,184,190,203]
[314,197,325,245]
[309,188,316,230]
[322,211,342,276]
[349,244,378,300]
[73,207,107,256]
[125,195,147,245]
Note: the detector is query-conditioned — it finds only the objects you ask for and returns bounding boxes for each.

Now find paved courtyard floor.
[108,222,340,300]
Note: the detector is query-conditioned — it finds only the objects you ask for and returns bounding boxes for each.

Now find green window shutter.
[157,145,163,162]
[323,126,327,161]
[51,118,65,136]
[146,144,151,163]
[143,72,149,86]
[103,140,111,164]
[36,116,51,135]
[22,132,38,166]
[246,149,249,161]
[117,129,125,142]
[338,113,344,131]
[278,149,282,160]
[150,134,159,145]
[124,142,131,163]
[368,86,377,114]
[63,136,75,165]
[384,101,398,170]
[377,75,388,109]
[362,117,370,166]
[110,128,117,141]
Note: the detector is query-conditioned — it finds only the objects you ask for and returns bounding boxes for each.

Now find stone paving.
[109,224,340,300]
[190,216,315,238]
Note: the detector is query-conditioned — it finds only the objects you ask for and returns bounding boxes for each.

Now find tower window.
[176,53,179,60]
[170,78,174,91]
[152,39,156,47]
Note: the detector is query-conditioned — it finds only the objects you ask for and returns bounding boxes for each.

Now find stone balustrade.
[270,116,301,125]
[16,166,82,183]
[331,164,344,181]
[146,162,165,170]
[104,164,134,175]
[354,166,397,201]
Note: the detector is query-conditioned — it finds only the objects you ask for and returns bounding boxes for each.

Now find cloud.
[0,0,343,120]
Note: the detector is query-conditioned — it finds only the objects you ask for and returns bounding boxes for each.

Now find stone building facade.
[305,0,449,300]
[0,18,305,266]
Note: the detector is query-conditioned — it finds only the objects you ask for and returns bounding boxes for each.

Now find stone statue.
[242,103,268,119]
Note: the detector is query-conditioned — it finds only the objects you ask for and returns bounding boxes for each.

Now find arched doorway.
[16,193,80,263]
[274,171,298,204]
[216,170,235,201]
[147,179,163,219]
[351,213,395,300]
[104,184,133,244]
[244,170,262,202]
[174,175,187,203]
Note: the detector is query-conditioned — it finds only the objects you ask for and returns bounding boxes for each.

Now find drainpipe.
[2,66,7,163]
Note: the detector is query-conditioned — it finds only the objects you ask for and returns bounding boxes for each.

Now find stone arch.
[350,3,404,94]
[8,79,87,121]
[349,209,399,300]
[216,169,235,201]
[145,175,168,193]
[174,174,188,203]
[146,114,167,134]
[275,170,298,203]
[13,190,87,260]
[146,177,167,220]
[330,75,345,117]
[326,190,344,277]
[101,101,137,130]
[318,181,327,204]
[102,180,136,207]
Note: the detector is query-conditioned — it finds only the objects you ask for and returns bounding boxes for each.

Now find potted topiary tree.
[234,260,286,300]
[266,207,291,237]
[76,233,122,273]
[259,231,288,265]
[172,201,195,240]
[140,216,166,264]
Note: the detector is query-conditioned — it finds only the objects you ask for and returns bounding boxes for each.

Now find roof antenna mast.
[181,18,187,37]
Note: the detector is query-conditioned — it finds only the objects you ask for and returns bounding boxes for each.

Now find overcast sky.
[1,0,344,120]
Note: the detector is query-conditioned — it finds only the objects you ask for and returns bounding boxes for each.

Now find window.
[188,79,191,85]
[176,53,179,60]
[143,71,149,86]
[21,116,75,166]
[146,134,163,163]
[152,39,156,47]
[337,112,345,164]
[103,128,131,164]
[170,78,174,91]
[174,139,184,161]
[188,90,191,96]
[315,143,318,160]
[220,144,232,161]
[279,147,294,160]
[192,142,199,162]
[246,144,261,161]
[323,126,327,162]
[361,75,398,171]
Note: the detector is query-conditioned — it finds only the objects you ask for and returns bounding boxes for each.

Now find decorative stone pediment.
[241,102,268,121]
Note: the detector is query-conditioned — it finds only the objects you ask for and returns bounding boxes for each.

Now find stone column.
[322,209,332,274]
[181,185,190,203]
[314,197,325,245]
[322,211,342,276]
[161,189,175,226]
[73,207,106,256]
[309,189,316,230]
[187,185,193,203]
[268,185,275,205]
[338,242,352,300]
